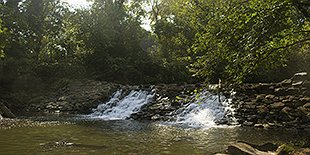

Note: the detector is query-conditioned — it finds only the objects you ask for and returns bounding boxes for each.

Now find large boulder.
[227,142,276,155]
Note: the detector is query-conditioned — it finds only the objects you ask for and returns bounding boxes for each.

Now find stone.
[288,95,295,101]
[58,96,67,101]
[274,88,286,95]
[294,72,308,76]
[293,100,304,108]
[257,106,268,114]
[270,102,285,109]
[279,79,292,86]
[243,121,254,126]
[281,107,292,114]
[300,98,310,103]
[265,95,275,100]
[227,142,275,155]
[286,87,300,95]
[279,112,294,122]
[282,99,292,104]
[254,124,264,128]
[292,72,308,82]
[151,114,161,120]
[292,81,303,87]
[297,107,310,120]
[244,103,256,109]
[303,103,310,109]
[0,114,3,120]
[256,95,265,102]
[269,86,275,91]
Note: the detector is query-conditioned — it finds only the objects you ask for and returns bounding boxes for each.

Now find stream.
[0,116,309,155]
[0,89,309,154]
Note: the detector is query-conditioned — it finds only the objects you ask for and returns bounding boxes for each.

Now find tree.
[153,0,310,83]
[0,2,7,58]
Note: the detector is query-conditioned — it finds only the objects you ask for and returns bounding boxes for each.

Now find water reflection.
[0,117,309,155]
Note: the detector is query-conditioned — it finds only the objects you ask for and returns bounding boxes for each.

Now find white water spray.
[88,88,235,128]
[173,90,236,128]
[90,89,155,120]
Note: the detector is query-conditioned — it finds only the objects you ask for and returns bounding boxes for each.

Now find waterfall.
[90,89,155,120]
[88,88,235,128]
[172,90,236,128]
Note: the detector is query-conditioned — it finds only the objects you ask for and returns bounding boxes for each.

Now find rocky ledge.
[233,72,310,128]
[6,79,121,115]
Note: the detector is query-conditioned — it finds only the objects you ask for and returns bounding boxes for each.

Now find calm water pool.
[0,116,309,155]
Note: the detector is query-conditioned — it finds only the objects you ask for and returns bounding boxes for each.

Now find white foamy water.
[90,89,155,120]
[88,88,235,128]
[173,90,236,128]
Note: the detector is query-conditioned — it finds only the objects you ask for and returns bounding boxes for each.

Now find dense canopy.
[0,0,309,89]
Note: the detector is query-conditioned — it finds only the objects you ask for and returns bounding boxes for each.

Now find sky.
[61,0,152,31]
[61,0,92,9]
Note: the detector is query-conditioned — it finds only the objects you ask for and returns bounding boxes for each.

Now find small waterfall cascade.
[173,90,236,128]
[90,89,155,120]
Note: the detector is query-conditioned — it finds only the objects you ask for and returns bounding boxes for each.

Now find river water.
[0,116,309,155]
[1,90,309,154]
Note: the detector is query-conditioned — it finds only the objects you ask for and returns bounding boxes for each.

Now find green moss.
[277,144,295,155]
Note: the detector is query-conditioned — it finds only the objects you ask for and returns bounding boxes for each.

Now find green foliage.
[1,0,309,90]
[0,0,193,85]
[0,5,8,58]
[153,0,310,84]
[0,20,6,58]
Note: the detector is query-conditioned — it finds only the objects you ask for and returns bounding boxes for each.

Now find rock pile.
[28,80,120,114]
[233,72,310,128]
